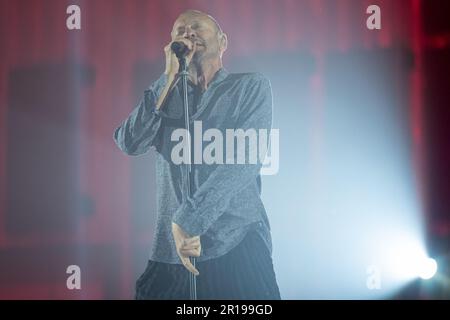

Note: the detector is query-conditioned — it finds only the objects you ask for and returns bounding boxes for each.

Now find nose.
[182,25,196,40]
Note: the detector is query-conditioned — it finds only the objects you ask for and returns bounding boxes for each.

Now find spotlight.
[386,237,438,281]
[419,257,437,280]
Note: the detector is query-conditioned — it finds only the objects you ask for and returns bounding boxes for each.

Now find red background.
[0,0,449,299]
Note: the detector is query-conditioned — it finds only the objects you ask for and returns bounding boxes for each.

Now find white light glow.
[419,258,437,280]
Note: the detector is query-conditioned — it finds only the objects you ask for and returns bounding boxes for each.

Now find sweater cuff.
[172,198,204,237]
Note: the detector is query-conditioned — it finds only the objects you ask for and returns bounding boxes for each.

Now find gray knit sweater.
[113,68,274,264]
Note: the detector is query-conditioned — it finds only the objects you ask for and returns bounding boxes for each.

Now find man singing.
[113,9,281,300]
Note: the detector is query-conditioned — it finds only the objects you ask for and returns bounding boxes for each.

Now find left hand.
[172,222,201,275]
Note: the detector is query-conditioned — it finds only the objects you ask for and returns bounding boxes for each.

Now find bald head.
[171,10,228,63]
[178,10,223,35]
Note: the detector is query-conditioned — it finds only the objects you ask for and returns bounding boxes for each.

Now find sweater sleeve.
[113,73,168,156]
[172,74,273,236]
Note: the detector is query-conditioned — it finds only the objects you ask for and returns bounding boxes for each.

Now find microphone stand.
[177,56,197,301]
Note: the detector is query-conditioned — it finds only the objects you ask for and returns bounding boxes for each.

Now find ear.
[219,33,228,53]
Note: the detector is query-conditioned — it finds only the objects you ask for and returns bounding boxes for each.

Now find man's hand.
[172,222,201,275]
[164,37,197,77]
[156,38,197,109]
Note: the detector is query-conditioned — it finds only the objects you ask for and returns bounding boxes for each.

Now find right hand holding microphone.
[157,37,197,109]
[164,37,197,77]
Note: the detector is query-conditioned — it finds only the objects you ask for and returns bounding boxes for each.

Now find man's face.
[171,12,224,63]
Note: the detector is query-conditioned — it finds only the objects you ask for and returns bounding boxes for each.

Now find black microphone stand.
[176,55,197,301]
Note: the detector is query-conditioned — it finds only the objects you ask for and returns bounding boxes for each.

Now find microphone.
[171,41,190,59]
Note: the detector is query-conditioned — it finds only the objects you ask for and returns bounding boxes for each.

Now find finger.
[181,243,200,250]
[164,44,174,57]
[182,238,200,246]
[181,240,199,247]
[180,248,201,257]
[181,256,199,275]
[183,237,200,245]
[182,239,199,248]
[170,52,178,63]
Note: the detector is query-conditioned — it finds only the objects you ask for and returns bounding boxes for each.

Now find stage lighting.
[419,257,437,280]
[386,237,437,282]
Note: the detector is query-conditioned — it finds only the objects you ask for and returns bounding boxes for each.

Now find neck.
[188,58,222,91]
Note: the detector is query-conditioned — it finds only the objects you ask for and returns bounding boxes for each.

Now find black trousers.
[135,230,281,300]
